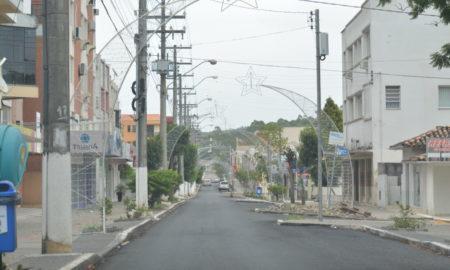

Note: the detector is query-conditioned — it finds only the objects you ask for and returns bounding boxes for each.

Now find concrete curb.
[234,198,276,204]
[277,219,450,256]
[60,196,194,269]
[258,209,384,221]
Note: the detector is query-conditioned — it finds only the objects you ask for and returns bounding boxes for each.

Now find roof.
[341,0,370,33]
[121,114,173,125]
[390,126,450,150]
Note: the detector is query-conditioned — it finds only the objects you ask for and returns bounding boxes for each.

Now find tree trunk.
[289,172,295,203]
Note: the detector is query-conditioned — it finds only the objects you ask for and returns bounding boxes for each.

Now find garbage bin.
[0,181,18,253]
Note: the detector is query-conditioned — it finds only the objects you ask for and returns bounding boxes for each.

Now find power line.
[192,26,309,46]
[100,0,134,58]
[179,56,450,80]
[209,0,309,14]
[296,0,439,18]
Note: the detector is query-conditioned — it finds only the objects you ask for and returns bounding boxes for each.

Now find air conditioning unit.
[89,0,96,5]
[73,27,80,40]
[78,63,86,76]
[94,8,99,16]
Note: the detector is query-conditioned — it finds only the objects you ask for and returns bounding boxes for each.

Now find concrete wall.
[433,166,450,215]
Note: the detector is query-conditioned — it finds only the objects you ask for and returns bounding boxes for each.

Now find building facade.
[121,114,174,145]
[342,0,450,206]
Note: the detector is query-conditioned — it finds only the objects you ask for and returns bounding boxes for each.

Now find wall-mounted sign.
[70,131,104,154]
[336,145,349,157]
[427,138,450,160]
[329,131,344,146]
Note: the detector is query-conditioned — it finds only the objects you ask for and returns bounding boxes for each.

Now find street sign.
[329,131,344,146]
[336,146,349,157]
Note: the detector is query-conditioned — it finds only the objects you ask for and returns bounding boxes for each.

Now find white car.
[218,181,230,192]
[202,179,212,186]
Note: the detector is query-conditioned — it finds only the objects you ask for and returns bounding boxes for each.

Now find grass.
[287,214,304,221]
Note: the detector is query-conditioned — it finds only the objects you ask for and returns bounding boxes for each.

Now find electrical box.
[151,60,174,75]
[0,181,18,253]
[319,32,329,57]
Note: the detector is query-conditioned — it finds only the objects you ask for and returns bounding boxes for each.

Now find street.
[98,188,450,270]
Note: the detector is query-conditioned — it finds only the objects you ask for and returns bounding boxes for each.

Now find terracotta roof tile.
[391,126,450,149]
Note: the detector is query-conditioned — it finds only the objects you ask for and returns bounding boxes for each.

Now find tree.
[379,0,450,69]
[268,184,286,201]
[183,143,198,182]
[258,123,288,153]
[147,135,162,170]
[283,147,298,203]
[148,170,181,207]
[298,127,317,170]
[323,97,343,132]
[213,162,227,179]
[247,120,265,132]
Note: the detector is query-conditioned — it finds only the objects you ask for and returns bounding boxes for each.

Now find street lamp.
[197,97,213,106]
[183,59,217,76]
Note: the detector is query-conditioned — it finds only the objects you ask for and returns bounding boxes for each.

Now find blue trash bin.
[0,181,18,253]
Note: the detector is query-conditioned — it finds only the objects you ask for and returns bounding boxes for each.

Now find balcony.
[0,0,25,23]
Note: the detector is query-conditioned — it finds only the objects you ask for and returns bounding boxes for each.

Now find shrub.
[148,170,181,207]
[99,197,113,217]
[268,184,286,201]
[392,204,425,230]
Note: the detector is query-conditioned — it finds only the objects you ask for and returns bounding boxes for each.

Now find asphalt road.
[99,187,450,270]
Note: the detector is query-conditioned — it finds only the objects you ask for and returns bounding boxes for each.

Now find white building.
[342,0,450,206]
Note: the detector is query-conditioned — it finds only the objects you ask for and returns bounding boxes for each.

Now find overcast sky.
[96,0,366,130]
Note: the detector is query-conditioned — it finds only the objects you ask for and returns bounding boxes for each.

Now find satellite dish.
[0,58,9,95]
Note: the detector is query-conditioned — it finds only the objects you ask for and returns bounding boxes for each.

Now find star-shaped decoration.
[221,0,258,12]
[236,66,266,96]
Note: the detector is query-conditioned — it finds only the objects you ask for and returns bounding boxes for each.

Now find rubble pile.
[256,202,373,219]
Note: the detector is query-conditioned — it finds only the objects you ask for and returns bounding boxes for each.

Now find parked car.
[218,181,230,192]
[203,179,212,186]
[211,178,220,184]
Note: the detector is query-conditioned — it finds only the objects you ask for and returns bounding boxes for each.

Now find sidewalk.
[277,215,450,256]
[4,192,197,270]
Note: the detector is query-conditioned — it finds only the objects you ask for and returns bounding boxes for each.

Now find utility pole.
[183,93,187,126]
[149,0,186,169]
[172,46,178,124]
[314,9,324,222]
[135,0,148,208]
[159,0,168,169]
[42,0,72,253]
[178,74,183,124]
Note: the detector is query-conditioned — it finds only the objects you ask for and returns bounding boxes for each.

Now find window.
[438,86,450,109]
[362,27,371,58]
[363,87,371,118]
[354,94,363,119]
[385,86,400,109]
[127,125,136,133]
[346,98,354,121]
[0,26,36,85]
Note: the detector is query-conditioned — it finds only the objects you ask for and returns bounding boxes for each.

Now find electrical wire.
[100,0,134,58]
[296,0,440,18]
[209,0,309,14]
[192,26,309,46]
[178,56,450,80]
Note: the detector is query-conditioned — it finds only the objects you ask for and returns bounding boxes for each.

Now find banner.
[427,138,450,160]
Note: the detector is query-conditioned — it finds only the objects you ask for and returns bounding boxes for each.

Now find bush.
[148,170,181,207]
[268,184,286,201]
[99,197,113,217]
[392,204,425,230]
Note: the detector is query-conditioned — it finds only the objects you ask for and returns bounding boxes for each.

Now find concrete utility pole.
[159,0,168,169]
[135,0,148,207]
[314,9,323,222]
[42,0,72,253]
[172,46,178,124]
[149,0,186,169]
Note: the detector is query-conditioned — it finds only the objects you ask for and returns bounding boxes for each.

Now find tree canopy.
[323,97,343,132]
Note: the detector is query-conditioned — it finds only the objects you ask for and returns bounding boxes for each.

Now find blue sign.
[336,146,349,157]
[256,186,262,197]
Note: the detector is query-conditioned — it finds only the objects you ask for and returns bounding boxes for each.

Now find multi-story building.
[342,0,450,206]
[121,114,174,145]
